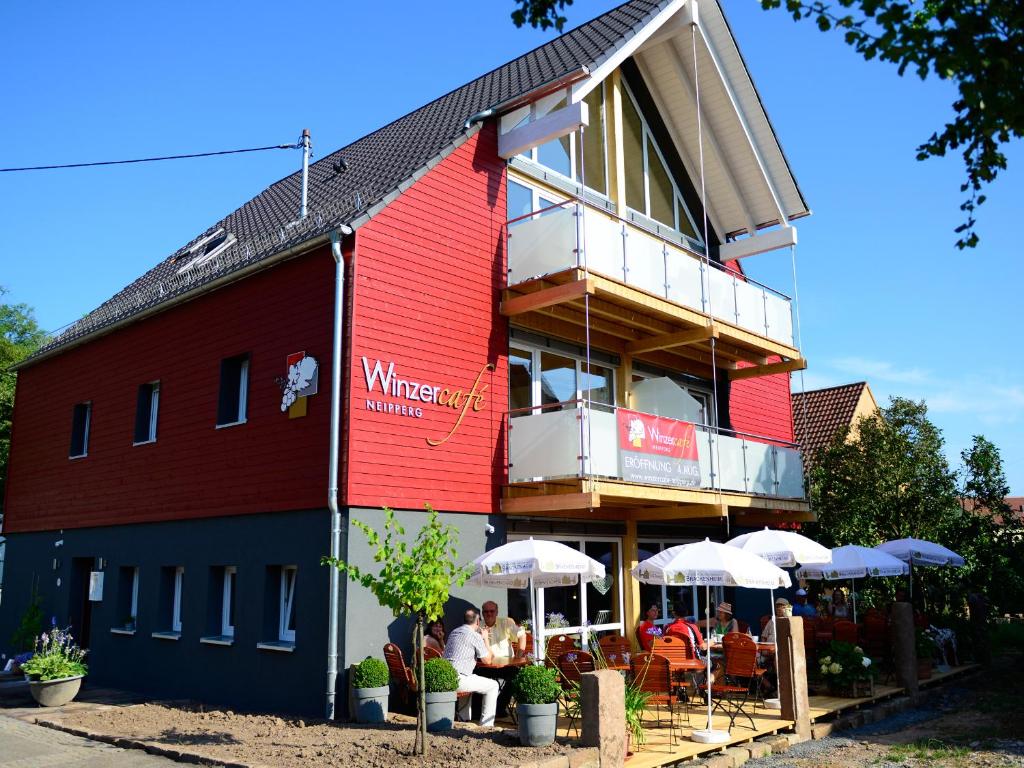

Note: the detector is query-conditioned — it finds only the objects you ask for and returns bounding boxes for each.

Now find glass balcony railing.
[507,400,805,500]
[507,202,795,348]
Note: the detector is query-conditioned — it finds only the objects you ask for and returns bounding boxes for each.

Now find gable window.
[134,381,160,444]
[69,402,91,458]
[279,566,297,643]
[517,84,608,196]
[621,82,701,243]
[217,354,249,427]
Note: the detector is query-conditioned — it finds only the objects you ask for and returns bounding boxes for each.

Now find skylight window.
[175,229,236,274]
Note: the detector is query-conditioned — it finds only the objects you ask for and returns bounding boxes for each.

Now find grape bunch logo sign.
[617,409,700,488]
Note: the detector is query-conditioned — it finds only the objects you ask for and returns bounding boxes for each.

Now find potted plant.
[512,664,561,747]
[352,656,390,723]
[623,678,652,757]
[21,626,88,707]
[916,629,935,679]
[422,657,459,732]
[818,640,874,697]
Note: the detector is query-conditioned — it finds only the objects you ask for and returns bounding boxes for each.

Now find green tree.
[807,397,961,609]
[323,505,472,755]
[510,0,1023,249]
[952,435,1024,615]
[1,289,48,516]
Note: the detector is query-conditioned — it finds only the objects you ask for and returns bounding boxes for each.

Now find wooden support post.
[616,352,633,410]
[777,616,811,742]
[623,519,641,652]
[607,70,627,217]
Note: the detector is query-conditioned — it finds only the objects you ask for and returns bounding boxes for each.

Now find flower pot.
[28,675,84,708]
[917,659,933,680]
[517,701,558,746]
[352,685,389,723]
[424,690,457,732]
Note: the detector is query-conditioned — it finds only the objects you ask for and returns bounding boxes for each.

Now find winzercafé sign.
[617,409,701,488]
[361,357,493,446]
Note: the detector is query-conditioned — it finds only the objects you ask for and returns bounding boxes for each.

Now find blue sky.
[2,0,1020,492]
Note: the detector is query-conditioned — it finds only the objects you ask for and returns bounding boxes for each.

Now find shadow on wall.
[384,596,478,659]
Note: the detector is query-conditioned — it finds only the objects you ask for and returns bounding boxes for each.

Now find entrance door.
[68,558,94,649]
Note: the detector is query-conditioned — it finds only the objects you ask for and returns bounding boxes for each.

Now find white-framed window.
[279,566,296,643]
[69,401,91,458]
[620,80,703,245]
[509,83,608,196]
[216,354,249,427]
[222,566,237,638]
[509,342,615,416]
[507,535,624,649]
[134,381,160,444]
[130,567,140,624]
[172,566,184,633]
[507,177,565,226]
[630,370,717,427]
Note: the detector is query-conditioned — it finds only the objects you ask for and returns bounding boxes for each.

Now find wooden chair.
[833,620,859,645]
[598,634,631,667]
[815,617,834,649]
[652,634,702,705]
[556,650,595,736]
[545,634,576,666]
[422,645,442,660]
[631,652,684,746]
[383,643,417,709]
[700,633,761,730]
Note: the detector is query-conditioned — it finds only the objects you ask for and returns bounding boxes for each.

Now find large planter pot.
[517,701,558,747]
[425,690,458,732]
[353,685,389,724]
[28,675,84,708]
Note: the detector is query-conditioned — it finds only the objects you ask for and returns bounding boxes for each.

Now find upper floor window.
[515,84,608,196]
[509,343,614,415]
[134,381,160,445]
[217,354,249,427]
[621,82,701,244]
[69,402,91,458]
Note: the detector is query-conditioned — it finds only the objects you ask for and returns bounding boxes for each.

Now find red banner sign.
[617,409,701,488]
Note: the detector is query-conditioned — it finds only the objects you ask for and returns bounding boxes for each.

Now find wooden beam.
[732,510,817,525]
[498,100,589,159]
[626,325,719,355]
[500,492,600,514]
[500,278,593,316]
[629,503,728,521]
[728,357,808,381]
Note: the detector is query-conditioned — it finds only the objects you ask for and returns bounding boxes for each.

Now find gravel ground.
[745,657,1024,768]
[47,704,580,768]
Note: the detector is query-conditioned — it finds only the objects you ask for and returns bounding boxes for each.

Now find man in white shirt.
[481,601,526,658]
[443,607,500,726]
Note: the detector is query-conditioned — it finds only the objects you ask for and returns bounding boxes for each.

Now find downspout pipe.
[326,225,352,720]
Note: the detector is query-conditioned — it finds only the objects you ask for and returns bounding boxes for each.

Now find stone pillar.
[890,602,919,700]
[581,669,625,768]
[777,616,810,742]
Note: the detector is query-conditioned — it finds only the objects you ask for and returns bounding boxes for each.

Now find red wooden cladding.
[345,126,508,514]
[3,252,335,533]
[730,369,795,443]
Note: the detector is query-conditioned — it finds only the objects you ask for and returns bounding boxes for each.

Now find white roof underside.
[579,0,810,240]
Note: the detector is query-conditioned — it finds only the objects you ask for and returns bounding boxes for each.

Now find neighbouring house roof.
[23,0,807,368]
[791,382,872,459]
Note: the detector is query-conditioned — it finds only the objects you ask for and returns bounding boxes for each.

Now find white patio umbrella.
[633,538,791,744]
[796,545,909,621]
[726,528,831,708]
[466,538,605,663]
[875,538,965,600]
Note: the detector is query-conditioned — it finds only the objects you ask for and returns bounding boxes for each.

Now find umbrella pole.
[530,576,539,664]
[851,578,857,623]
[763,588,782,710]
[706,584,713,729]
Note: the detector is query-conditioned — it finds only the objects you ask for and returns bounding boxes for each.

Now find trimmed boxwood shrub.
[512,664,560,705]
[423,658,459,693]
[353,656,389,689]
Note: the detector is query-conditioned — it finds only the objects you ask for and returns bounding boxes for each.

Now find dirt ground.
[48,705,578,768]
[748,653,1024,768]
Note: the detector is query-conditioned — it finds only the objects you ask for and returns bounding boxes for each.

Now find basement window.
[216,354,249,427]
[133,381,160,445]
[69,402,91,459]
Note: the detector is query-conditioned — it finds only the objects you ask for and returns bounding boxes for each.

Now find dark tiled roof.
[791,382,869,460]
[28,0,666,364]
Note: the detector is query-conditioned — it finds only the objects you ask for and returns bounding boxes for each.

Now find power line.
[0,142,300,173]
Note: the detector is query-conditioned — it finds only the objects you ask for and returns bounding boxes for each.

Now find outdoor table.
[711,642,775,654]
[475,656,529,718]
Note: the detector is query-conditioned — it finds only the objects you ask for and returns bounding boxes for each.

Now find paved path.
[0,716,181,767]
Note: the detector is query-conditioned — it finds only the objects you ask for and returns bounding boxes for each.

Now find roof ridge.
[792,382,866,397]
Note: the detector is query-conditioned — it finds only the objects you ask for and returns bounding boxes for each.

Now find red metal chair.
[815,617,834,649]
[631,652,685,746]
[834,620,859,645]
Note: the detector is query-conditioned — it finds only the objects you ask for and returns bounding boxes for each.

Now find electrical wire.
[0,143,300,173]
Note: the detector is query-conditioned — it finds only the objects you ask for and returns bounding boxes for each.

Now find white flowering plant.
[818,640,874,688]
[545,612,570,629]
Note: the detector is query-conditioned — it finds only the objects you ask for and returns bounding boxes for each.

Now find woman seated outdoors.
[711,602,740,637]
[421,618,447,653]
[831,589,851,619]
[636,603,663,651]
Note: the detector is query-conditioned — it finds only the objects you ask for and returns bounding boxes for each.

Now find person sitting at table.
[481,601,526,658]
[443,607,499,727]
[423,618,446,653]
[636,603,662,651]
[759,597,791,696]
[712,602,740,636]
[792,588,817,617]
[760,597,791,644]
[664,601,708,659]
[831,589,851,619]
